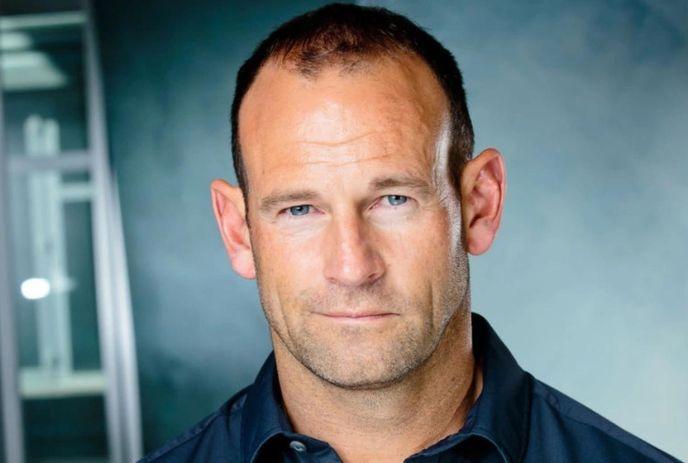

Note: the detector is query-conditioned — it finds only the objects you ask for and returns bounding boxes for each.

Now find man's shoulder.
[138,385,250,462]
[527,377,681,462]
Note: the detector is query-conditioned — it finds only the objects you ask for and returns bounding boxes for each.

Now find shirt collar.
[240,312,531,463]
[239,350,292,463]
[462,312,532,463]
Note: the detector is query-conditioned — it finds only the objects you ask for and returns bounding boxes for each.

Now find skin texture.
[211,54,506,462]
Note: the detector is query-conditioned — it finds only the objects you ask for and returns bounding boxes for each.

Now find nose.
[323,212,385,287]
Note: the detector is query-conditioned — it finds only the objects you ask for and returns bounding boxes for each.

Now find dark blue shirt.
[141,313,681,462]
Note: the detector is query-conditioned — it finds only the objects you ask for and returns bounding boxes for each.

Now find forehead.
[238,54,449,188]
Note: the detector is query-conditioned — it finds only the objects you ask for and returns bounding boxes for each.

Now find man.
[142,4,679,462]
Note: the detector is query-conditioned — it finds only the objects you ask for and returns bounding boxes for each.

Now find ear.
[460,148,506,255]
[210,179,256,279]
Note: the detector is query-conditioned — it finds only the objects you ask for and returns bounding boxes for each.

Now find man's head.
[211,4,506,390]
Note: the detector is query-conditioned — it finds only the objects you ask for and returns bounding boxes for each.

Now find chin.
[294,337,433,390]
[311,361,409,390]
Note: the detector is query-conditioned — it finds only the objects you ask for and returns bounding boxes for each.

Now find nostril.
[324,246,384,286]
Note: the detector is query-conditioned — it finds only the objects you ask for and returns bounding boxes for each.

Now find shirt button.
[289,440,307,452]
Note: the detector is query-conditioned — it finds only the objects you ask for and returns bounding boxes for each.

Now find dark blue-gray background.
[93,0,687,459]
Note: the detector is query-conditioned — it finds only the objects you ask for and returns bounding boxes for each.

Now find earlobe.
[460,148,506,256]
[210,179,256,279]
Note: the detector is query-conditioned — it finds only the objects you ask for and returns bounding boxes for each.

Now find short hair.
[230,3,474,198]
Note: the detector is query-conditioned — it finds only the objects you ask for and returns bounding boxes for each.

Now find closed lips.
[319,312,397,318]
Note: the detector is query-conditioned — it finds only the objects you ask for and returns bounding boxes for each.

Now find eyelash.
[280,195,410,217]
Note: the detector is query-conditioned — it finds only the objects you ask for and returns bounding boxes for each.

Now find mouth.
[315,312,399,322]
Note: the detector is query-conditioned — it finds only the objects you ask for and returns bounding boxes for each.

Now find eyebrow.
[369,174,433,195]
[258,174,433,214]
[259,190,321,214]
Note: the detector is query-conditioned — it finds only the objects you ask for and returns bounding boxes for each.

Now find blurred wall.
[95,0,687,458]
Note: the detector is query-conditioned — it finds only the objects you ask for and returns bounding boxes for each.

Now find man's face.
[239,55,469,389]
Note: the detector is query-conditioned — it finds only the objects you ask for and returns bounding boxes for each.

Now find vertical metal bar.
[82,1,143,461]
[81,5,123,463]
[0,39,26,463]
[110,173,143,461]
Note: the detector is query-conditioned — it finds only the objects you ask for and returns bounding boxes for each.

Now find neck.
[273,308,483,463]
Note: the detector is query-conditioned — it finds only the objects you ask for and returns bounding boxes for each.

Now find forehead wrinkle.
[290,96,428,148]
[282,126,418,169]
[296,129,382,148]
[265,152,397,174]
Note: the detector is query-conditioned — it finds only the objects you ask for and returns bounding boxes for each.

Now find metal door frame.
[0,2,142,461]
[0,60,25,463]
[84,0,143,460]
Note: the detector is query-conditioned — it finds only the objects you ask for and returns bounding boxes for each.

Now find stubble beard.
[258,252,469,391]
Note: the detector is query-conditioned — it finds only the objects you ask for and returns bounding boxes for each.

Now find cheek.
[252,225,322,296]
[418,207,453,254]
[381,209,456,288]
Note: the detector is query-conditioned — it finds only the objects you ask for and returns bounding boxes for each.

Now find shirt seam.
[531,384,676,462]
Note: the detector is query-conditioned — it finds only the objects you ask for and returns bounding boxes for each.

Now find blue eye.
[288,205,311,216]
[386,195,408,206]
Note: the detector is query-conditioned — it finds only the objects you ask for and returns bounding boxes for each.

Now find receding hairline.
[237,51,452,182]
[236,53,455,223]
[237,49,452,154]
[263,32,414,79]
[230,3,475,201]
